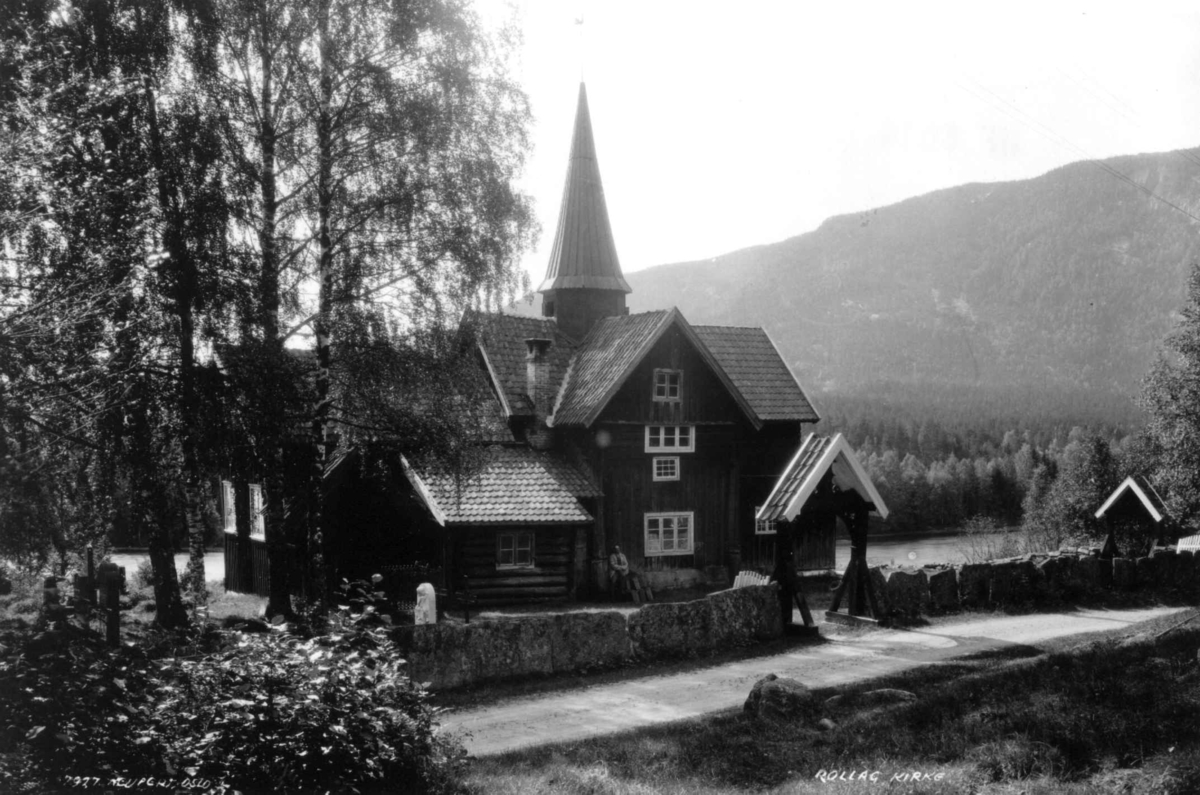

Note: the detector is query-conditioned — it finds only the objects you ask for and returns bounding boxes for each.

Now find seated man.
[608,545,630,597]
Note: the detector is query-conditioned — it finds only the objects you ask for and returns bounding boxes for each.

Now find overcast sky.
[503,0,1200,286]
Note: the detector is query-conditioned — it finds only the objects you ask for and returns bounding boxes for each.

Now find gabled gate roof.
[756,433,888,523]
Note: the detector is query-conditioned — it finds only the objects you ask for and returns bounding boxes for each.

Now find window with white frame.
[653,456,680,481]
[645,512,693,556]
[249,484,266,541]
[653,369,682,402]
[221,481,236,535]
[644,425,694,452]
[754,506,777,535]
[498,532,534,568]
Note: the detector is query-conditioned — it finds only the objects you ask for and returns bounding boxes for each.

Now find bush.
[0,580,466,794]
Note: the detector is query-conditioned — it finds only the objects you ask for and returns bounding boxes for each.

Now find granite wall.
[393,584,782,690]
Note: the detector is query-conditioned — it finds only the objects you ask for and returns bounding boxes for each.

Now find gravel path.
[440,606,1185,757]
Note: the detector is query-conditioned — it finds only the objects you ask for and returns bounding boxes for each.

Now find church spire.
[539,83,630,339]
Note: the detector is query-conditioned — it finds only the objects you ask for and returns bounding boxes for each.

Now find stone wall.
[393,584,782,690]
[869,548,1198,623]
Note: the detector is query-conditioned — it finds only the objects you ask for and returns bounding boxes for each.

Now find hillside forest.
[821,260,1200,555]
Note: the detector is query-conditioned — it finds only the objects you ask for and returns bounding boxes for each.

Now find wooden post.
[105,580,120,646]
[827,503,881,626]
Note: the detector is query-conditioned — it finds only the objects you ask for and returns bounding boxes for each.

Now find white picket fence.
[731,570,771,589]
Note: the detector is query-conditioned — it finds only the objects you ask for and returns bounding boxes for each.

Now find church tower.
[538,83,631,341]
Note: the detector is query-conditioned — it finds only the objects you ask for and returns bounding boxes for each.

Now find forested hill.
[625,148,1200,418]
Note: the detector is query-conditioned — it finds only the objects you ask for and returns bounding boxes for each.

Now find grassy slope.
[465,609,1200,794]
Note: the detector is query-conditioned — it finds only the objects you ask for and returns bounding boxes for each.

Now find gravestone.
[415,583,437,625]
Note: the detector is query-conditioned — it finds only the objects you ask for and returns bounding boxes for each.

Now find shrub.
[0,579,466,794]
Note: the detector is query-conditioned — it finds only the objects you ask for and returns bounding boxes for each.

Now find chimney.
[525,338,554,450]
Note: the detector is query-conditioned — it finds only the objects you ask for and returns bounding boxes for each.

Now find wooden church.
[224,83,889,606]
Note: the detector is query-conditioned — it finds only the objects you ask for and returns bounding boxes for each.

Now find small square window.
[754,506,777,535]
[653,456,680,481]
[654,369,682,401]
[498,532,534,568]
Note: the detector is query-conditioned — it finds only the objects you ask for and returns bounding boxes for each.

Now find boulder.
[926,567,959,613]
[884,569,929,619]
[1135,557,1159,588]
[1154,550,1177,588]
[1112,557,1137,589]
[1010,559,1043,602]
[868,567,891,614]
[1175,550,1196,592]
[990,561,1016,604]
[958,564,992,607]
[744,673,821,723]
[817,718,836,732]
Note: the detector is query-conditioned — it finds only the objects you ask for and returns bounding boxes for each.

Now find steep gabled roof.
[470,312,577,418]
[693,325,820,423]
[757,433,889,522]
[549,308,763,429]
[404,446,599,526]
[1095,475,1168,523]
[538,83,631,294]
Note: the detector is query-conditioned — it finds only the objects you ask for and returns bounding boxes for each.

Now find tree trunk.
[137,5,208,601]
[257,10,293,619]
[306,0,334,612]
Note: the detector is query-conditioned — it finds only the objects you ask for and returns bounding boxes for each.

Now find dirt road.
[440,606,1185,757]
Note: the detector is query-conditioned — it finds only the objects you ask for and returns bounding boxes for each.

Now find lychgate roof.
[538,83,631,294]
[1095,475,1169,523]
[757,433,888,523]
[693,325,820,423]
[405,446,599,526]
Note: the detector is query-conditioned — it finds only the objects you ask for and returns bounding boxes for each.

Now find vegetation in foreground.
[465,610,1200,794]
[0,579,464,794]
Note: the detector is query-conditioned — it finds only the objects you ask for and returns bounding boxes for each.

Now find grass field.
[464,609,1200,794]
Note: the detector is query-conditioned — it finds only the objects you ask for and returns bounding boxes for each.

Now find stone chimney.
[525,337,554,450]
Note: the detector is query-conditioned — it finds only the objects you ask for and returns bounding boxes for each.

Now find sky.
[500,0,1200,287]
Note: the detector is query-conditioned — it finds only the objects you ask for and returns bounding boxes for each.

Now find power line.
[955,77,1200,226]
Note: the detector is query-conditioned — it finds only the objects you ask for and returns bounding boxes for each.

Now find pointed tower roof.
[538,83,631,294]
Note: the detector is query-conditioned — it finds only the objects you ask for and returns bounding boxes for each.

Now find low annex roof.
[1095,475,1168,523]
[692,325,819,423]
[404,446,599,526]
[756,433,888,523]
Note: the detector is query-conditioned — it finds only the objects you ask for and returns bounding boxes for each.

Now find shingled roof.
[470,312,577,418]
[549,310,673,426]
[756,433,888,523]
[693,325,820,423]
[406,446,598,526]
[538,83,631,294]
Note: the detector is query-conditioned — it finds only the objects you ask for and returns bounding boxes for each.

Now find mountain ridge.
[624,147,1200,409]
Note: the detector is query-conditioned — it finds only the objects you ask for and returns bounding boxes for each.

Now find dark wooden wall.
[453,525,578,604]
[223,534,271,596]
[572,325,808,574]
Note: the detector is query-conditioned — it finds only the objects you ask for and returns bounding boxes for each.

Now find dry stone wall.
[393,584,782,690]
[872,548,1198,622]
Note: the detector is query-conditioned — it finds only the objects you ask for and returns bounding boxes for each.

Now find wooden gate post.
[827,505,881,625]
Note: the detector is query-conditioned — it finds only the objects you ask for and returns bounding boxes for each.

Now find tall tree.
[1142,262,1200,528]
